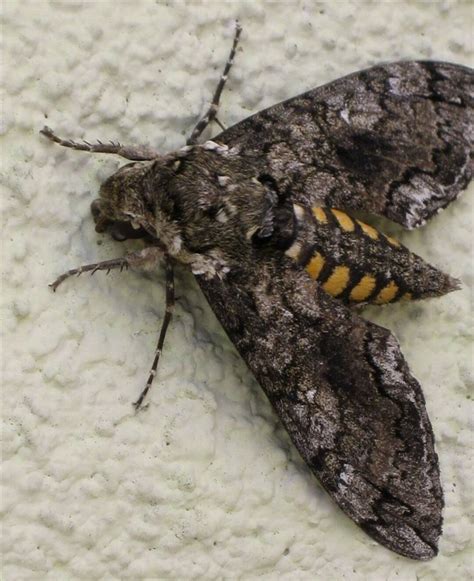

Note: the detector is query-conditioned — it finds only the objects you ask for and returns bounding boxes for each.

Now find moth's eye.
[91,198,113,233]
[110,224,128,241]
[90,199,102,220]
[109,221,148,241]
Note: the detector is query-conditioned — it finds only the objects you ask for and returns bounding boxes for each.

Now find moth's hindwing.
[198,260,443,561]
[217,61,473,229]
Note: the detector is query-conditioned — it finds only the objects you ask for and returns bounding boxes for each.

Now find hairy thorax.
[151,143,281,277]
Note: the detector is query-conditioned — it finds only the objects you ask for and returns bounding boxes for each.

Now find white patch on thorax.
[217,175,232,187]
[202,141,229,154]
[293,203,305,220]
[245,225,259,240]
[189,250,230,279]
[216,208,229,223]
[223,200,238,216]
[154,213,183,256]
[178,145,193,156]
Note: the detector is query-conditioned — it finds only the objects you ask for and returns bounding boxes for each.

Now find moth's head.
[91,161,155,241]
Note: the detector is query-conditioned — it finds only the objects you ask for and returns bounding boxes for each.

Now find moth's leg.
[186,22,242,145]
[40,126,160,161]
[50,247,163,292]
[133,255,175,411]
[214,118,227,131]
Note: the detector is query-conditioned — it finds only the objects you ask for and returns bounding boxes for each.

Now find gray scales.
[41,24,473,561]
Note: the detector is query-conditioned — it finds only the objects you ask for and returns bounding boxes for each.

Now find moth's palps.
[41,23,473,562]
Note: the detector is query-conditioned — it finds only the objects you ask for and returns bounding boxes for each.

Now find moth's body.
[97,143,459,306]
[42,37,473,562]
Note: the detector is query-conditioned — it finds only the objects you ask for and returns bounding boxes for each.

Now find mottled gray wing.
[197,259,443,560]
[217,61,473,228]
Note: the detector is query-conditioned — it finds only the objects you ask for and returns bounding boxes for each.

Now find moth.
[41,24,473,560]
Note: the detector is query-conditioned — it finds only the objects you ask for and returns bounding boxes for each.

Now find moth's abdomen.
[286,205,459,305]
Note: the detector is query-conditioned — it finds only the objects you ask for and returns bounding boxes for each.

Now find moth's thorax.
[153,143,280,277]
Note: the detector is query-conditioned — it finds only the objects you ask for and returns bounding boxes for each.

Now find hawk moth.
[41,24,473,561]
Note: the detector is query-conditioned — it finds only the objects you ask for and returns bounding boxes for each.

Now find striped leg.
[50,257,129,292]
[133,255,175,411]
[50,247,164,292]
[187,22,242,145]
[40,126,161,161]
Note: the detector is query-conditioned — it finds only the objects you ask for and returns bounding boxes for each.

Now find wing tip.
[361,522,441,561]
[445,274,462,294]
[393,538,439,562]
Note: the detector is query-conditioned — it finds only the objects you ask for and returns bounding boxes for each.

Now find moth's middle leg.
[133,255,175,411]
[186,22,242,145]
[50,247,176,411]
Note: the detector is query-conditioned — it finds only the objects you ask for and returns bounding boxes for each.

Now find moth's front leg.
[50,247,164,291]
[40,126,161,161]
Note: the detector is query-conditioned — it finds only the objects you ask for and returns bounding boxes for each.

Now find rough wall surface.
[2,1,472,579]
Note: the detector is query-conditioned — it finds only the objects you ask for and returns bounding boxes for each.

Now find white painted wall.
[3,1,472,579]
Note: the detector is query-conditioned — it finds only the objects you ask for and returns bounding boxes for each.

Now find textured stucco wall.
[2,1,473,579]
